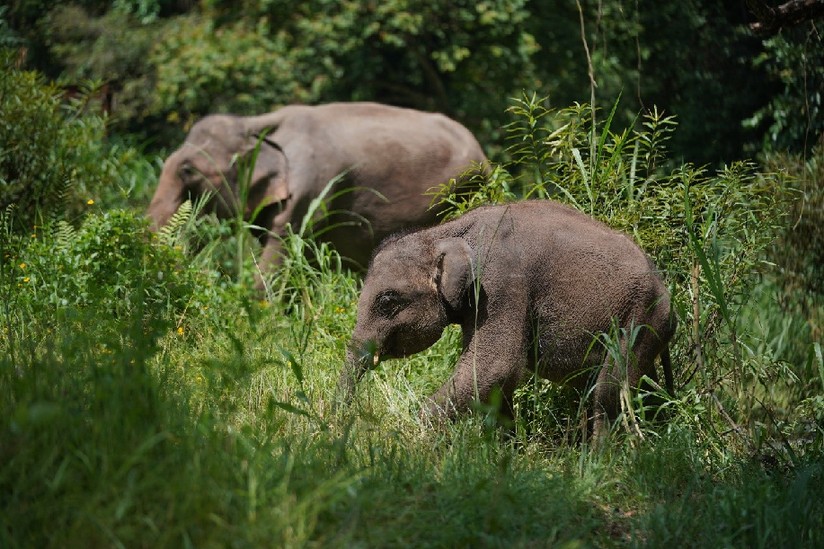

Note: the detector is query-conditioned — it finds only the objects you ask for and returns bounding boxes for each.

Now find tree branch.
[747,0,824,35]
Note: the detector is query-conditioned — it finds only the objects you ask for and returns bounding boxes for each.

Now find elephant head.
[147,115,291,230]
[338,234,478,402]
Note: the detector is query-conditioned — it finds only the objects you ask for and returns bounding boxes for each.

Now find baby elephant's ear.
[435,237,475,311]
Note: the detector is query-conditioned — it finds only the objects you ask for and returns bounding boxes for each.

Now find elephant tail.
[661,344,675,396]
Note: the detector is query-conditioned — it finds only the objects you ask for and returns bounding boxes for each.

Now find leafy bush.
[150,14,307,130]
[0,6,20,47]
[207,0,538,120]
[2,209,205,335]
[759,147,824,431]
[768,147,824,331]
[0,51,135,231]
[40,5,162,135]
[747,27,824,153]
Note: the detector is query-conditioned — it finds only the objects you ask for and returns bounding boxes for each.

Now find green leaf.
[271,400,310,418]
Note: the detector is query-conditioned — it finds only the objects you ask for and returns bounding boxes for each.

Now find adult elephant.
[147,102,488,288]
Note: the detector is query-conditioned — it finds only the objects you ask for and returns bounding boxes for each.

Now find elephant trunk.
[336,342,379,407]
[147,159,184,231]
[337,348,367,406]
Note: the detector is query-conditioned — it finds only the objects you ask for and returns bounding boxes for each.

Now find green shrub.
[768,147,824,332]
[150,14,306,129]
[746,27,824,154]
[2,209,205,337]
[0,51,123,231]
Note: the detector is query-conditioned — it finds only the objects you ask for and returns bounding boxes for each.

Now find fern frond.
[0,203,16,236]
[158,199,193,246]
[52,220,76,253]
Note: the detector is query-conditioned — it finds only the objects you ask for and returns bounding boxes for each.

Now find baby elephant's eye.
[375,291,407,318]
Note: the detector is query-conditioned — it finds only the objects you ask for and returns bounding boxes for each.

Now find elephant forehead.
[365,269,416,289]
[374,236,432,262]
[369,251,428,278]
[190,115,243,139]
[181,137,232,155]
[362,265,432,295]
[184,127,246,158]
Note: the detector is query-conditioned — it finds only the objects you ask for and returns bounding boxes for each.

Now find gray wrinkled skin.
[339,201,676,435]
[147,102,488,288]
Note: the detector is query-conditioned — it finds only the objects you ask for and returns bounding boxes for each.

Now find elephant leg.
[254,234,284,292]
[424,318,527,422]
[253,210,291,294]
[591,333,637,440]
[592,365,617,441]
[631,326,671,419]
[591,326,663,439]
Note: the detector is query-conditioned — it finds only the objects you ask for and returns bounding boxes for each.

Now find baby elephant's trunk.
[337,349,361,405]
[336,345,376,406]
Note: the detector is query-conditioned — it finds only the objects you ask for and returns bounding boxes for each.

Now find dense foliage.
[1,1,823,546]
[0,52,157,232]
[0,53,110,231]
[3,1,822,159]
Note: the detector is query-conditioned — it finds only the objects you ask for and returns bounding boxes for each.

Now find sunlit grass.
[2,100,823,547]
[2,229,822,547]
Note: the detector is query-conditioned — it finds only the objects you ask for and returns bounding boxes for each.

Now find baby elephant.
[338,200,675,433]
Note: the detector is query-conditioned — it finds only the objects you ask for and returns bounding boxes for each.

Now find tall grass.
[1,96,822,547]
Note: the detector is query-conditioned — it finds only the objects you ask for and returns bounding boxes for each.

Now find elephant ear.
[245,134,291,214]
[435,237,475,312]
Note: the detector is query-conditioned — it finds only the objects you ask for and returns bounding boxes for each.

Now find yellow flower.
[19,263,26,269]
[177,326,184,336]
[87,199,95,205]
[23,277,30,283]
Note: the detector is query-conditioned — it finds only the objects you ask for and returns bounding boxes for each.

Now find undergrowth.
[1,93,822,547]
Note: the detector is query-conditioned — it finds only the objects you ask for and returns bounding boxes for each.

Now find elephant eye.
[375,291,407,318]
[178,163,198,180]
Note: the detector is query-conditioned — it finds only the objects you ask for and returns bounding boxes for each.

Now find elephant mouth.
[352,331,418,364]
[350,339,383,368]
[381,332,411,359]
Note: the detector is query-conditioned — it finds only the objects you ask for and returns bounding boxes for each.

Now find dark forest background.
[3,0,822,162]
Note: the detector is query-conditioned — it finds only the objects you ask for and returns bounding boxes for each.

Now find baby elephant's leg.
[591,326,664,439]
[424,323,527,420]
[591,333,635,440]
